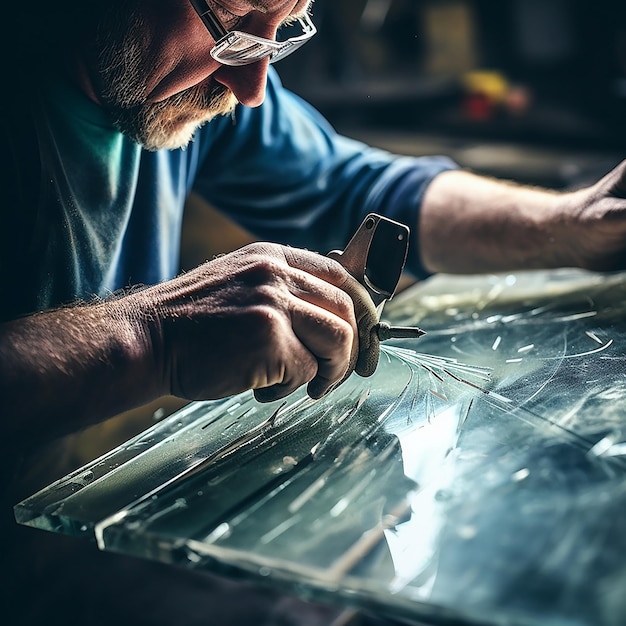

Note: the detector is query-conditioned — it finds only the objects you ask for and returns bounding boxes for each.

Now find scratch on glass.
[327,499,413,582]
[429,389,448,402]
[382,345,492,396]
[511,468,530,482]
[212,407,253,431]
[603,443,626,457]
[335,390,371,425]
[288,471,330,514]
[259,515,302,545]
[288,446,352,513]
[485,391,513,404]
[554,311,598,322]
[442,368,491,394]
[170,401,288,487]
[587,431,626,459]
[585,330,604,344]
[539,338,613,361]
[330,467,378,517]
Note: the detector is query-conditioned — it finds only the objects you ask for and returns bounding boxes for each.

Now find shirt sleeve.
[192,68,458,279]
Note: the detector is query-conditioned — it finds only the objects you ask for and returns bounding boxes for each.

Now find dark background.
[279,0,626,188]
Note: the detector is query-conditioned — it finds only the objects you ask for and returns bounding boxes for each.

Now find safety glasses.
[189,0,317,66]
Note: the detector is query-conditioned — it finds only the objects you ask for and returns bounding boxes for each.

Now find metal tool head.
[328,214,410,308]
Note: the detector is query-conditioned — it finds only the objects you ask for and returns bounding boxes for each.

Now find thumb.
[355,323,380,377]
[346,280,380,378]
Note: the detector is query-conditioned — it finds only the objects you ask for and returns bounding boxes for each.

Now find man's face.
[92,1,237,151]
[89,0,310,151]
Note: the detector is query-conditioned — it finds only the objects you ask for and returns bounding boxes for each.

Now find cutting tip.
[375,322,427,341]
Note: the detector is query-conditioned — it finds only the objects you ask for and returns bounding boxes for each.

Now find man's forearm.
[419,170,567,274]
[0,300,161,445]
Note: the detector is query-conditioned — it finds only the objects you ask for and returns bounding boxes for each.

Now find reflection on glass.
[15,269,626,626]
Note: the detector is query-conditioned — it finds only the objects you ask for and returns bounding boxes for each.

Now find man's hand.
[420,159,626,275]
[1,242,379,442]
[555,159,626,271]
[133,242,380,403]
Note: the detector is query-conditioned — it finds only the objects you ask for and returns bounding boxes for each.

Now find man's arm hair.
[418,161,626,276]
[418,170,566,275]
[0,297,162,448]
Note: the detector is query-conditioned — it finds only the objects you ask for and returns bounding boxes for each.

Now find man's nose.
[212,58,271,107]
[210,11,281,107]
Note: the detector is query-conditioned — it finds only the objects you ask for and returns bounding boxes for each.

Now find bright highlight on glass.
[189,0,317,66]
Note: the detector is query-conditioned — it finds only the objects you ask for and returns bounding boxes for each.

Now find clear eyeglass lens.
[216,41,274,65]
[210,17,314,66]
[213,36,307,65]
[270,40,305,62]
[275,20,305,43]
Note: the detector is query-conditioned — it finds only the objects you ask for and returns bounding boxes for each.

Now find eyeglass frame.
[189,0,317,66]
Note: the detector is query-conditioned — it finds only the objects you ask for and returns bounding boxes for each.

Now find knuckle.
[321,318,354,362]
[250,283,283,308]
[326,255,347,278]
[242,241,281,256]
[246,304,285,338]
[239,258,287,293]
[334,288,356,319]
[331,317,354,346]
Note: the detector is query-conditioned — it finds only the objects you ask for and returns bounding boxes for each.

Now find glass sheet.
[15,269,626,626]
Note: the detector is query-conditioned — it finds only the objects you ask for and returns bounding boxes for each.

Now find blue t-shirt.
[1,68,456,320]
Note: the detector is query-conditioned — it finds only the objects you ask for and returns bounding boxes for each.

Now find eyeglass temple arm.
[189,0,229,39]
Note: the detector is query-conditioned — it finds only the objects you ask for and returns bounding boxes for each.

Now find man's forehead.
[233,0,312,15]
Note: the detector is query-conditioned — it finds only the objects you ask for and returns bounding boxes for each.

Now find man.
[1,0,625,623]
[2,0,625,441]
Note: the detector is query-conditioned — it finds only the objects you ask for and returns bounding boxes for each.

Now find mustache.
[104,75,233,122]
[105,80,237,150]
[155,79,234,116]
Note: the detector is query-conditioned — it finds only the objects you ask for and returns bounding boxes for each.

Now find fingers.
[254,302,355,402]
[292,299,354,398]
[281,246,381,378]
[174,243,378,402]
[243,246,381,401]
[356,325,380,377]
[253,279,355,402]
[339,277,380,378]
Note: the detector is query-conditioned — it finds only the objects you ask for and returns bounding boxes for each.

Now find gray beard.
[105,82,237,151]
[91,2,236,150]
